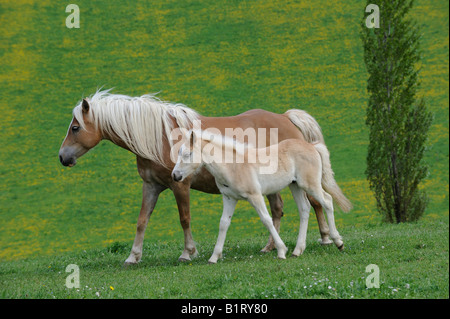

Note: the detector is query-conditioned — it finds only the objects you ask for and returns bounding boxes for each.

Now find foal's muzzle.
[172,170,183,182]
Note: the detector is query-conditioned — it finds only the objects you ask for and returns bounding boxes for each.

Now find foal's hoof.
[178,256,192,262]
[291,246,305,257]
[123,261,138,269]
[291,249,304,257]
[318,238,333,246]
[337,243,345,251]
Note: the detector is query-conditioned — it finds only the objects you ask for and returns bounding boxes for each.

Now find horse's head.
[172,130,202,182]
[59,98,102,167]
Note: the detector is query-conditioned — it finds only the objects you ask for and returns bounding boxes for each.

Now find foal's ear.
[190,130,195,148]
[82,98,90,113]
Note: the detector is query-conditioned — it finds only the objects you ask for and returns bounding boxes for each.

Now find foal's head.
[172,130,202,182]
[59,99,102,167]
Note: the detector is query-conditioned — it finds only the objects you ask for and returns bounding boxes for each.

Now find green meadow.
[0,0,448,299]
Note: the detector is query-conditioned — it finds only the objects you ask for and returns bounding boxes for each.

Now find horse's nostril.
[172,171,182,182]
[59,155,63,164]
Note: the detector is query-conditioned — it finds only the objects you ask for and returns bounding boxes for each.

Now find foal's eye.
[71,126,80,133]
[182,152,191,159]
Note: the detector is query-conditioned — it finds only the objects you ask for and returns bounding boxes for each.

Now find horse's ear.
[190,130,195,149]
[82,99,90,113]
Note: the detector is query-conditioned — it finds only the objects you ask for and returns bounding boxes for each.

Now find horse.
[59,89,352,265]
[172,130,347,263]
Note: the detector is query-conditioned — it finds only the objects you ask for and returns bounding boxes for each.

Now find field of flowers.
[0,0,448,266]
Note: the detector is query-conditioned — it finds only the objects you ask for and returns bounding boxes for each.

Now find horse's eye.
[72,126,80,133]
[182,151,192,161]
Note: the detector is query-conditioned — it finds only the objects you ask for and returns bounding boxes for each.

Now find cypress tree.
[361,0,433,223]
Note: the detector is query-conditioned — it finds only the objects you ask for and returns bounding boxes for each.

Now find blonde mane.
[73,89,199,166]
[196,130,248,155]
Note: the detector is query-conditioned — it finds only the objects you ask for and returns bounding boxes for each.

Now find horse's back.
[199,109,304,142]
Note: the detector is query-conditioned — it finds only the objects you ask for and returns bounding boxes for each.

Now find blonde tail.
[284,109,325,144]
[313,143,353,212]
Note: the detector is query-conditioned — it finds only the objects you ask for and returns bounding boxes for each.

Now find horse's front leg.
[171,181,197,261]
[208,195,238,264]
[261,193,284,253]
[125,181,165,266]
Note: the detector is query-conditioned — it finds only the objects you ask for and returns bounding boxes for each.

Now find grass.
[1,219,448,299]
[0,0,448,299]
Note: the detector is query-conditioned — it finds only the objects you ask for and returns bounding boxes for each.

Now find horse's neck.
[200,147,230,181]
[102,129,131,151]
[199,141,250,185]
[203,161,231,187]
[101,115,178,161]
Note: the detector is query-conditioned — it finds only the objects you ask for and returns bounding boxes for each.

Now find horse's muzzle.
[59,154,76,167]
[172,170,183,182]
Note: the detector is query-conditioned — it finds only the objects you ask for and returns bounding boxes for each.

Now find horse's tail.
[284,109,325,144]
[313,143,353,213]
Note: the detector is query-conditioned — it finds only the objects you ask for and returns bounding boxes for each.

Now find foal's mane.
[195,130,248,155]
[73,89,199,166]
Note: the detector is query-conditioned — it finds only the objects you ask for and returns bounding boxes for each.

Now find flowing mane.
[196,129,249,156]
[73,89,199,166]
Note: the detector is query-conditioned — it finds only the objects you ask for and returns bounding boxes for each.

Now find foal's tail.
[313,143,353,213]
[284,109,325,144]
[285,109,352,212]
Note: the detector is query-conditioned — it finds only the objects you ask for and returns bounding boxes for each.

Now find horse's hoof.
[318,238,333,246]
[123,261,138,269]
[190,250,199,259]
[178,257,191,262]
[337,243,345,251]
[260,244,275,253]
[277,252,287,260]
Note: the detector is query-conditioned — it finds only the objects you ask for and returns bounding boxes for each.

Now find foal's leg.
[125,181,165,266]
[321,191,344,250]
[289,184,311,256]
[261,193,284,253]
[263,194,332,252]
[171,182,198,261]
[309,196,333,245]
[208,195,238,264]
[247,194,288,259]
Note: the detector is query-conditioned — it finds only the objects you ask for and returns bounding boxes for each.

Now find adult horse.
[58,89,352,265]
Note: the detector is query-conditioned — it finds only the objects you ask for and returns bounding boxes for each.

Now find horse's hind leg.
[248,194,288,259]
[308,188,344,251]
[261,193,284,253]
[208,195,238,264]
[289,184,311,256]
[309,196,333,245]
[321,191,344,250]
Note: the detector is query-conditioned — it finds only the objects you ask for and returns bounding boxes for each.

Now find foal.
[172,130,344,263]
